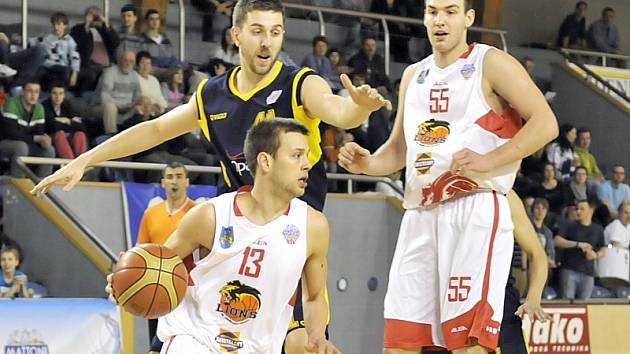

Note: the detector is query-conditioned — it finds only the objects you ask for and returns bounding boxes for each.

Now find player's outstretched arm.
[451,50,559,174]
[164,202,216,259]
[301,74,391,130]
[508,190,551,323]
[302,208,341,354]
[337,63,417,176]
[31,96,200,194]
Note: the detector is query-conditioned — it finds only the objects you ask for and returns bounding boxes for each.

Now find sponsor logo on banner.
[414,152,435,175]
[215,329,244,352]
[220,227,235,249]
[415,119,450,146]
[282,225,300,244]
[4,329,50,354]
[216,280,261,325]
[522,305,590,354]
[460,64,475,79]
[416,69,430,84]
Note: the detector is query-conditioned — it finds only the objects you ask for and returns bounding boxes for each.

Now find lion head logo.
[216,280,261,324]
[415,119,450,146]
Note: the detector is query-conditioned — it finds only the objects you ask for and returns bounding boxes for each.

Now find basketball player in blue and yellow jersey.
[32,1,391,352]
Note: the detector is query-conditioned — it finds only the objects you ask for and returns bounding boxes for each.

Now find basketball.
[111,244,188,318]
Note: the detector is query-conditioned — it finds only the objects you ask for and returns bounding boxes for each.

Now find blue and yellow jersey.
[196,61,327,211]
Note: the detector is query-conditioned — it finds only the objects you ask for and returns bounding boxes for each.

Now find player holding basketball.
[108,119,339,353]
[339,0,558,353]
[32,1,388,351]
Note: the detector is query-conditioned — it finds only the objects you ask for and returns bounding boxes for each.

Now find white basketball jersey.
[403,43,523,209]
[158,189,308,353]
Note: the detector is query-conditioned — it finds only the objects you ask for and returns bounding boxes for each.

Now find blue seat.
[590,285,614,298]
[542,285,558,300]
[615,286,630,299]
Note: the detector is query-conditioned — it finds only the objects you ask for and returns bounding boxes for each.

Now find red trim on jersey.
[164,336,175,353]
[420,171,479,206]
[233,185,290,216]
[441,191,501,351]
[288,288,298,307]
[383,319,438,349]
[459,43,476,59]
[182,255,196,286]
[474,107,523,139]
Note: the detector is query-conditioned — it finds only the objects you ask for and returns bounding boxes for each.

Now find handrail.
[18,157,404,198]
[560,51,630,104]
[560,48,630,68]
[178,0,186,61]
[21,0,28,49]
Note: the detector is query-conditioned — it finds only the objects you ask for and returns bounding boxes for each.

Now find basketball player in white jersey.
[338,0,558,353]
[107,119,340,354]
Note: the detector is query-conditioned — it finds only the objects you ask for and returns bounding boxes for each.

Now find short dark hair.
[145,8,160,20]
[577,127,590,135]
[0,245,21,261]
[49,82,66,91]
[602,7,614,16]
[232,0,284,28]
[23,80,41,90]
[533,198,549,210]
[50,12,68,25]
[162,161,188,178]
[464,0,474,10]
[576,199,595,209]
[362,35,377,44]
[244,118,309,177]
[121,4,138,16]
[312,35,327,47]
[574,165,587,174]
[136,50,152,65]
[576,1,587,9]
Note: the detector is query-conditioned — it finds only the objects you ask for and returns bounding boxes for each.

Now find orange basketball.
[111,244,188,318]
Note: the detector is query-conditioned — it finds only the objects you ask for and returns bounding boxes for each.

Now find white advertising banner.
[0,298,120,354]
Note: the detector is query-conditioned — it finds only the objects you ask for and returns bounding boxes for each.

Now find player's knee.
[284,328,308,354]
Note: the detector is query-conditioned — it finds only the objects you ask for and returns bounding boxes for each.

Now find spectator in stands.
[604,202,630,248]
[0,231,20,254]
[191,0,234,42]
[554,199,605,300]
[535,162,571,217]
[136,51,166,115]
[587,7,619,56]
[211,26,239,66]
[0,245,32,298]
[514,147,547,199]
[545,123,579,181]
[556,1,587,49]
[348,36,392,94]
[204,58,229,77]
[520,56,551,94]
[93,50,142,134]
[0,80,55,177]
[70,6,120,96]
[598,165,630,218]
[0,32,45,89]
[568,166,598,205]
[161,66,186,110]
[326,48,351,92]
[370,0,411,63]
[42,83,88,159]
[574,127,603,182]
[141,9,179,77]
[531,198,556,269]
[29,12,80,91]
[301,35,334,86]
[136,161,198,353]
[116,4,143,57]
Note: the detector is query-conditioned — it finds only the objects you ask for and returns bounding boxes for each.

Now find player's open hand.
[515,298,551,322]
[30,155,90,194]
[338,142,371,174]
[450,148,495,175]
[305,337,341,354]
[341,73,392,112]
[105,273,117,304]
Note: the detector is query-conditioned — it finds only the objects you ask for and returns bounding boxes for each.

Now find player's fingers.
[515,305,524,318]
[383,99,393,111]
[340,74,354,92]
[537,309,552,322]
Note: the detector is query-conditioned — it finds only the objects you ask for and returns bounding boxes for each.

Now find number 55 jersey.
[158,188,308,353]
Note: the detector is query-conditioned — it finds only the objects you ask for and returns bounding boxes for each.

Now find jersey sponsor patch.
[414,152,435,175]
[415,119,450,146]
[266,90,283,105]
[220,226,235,249]
[282,225,300,244]
[215,328,244,352]
[416,69,430,84]
[210,112,228,121]
[460,63,475,80]
[216,280,262,325]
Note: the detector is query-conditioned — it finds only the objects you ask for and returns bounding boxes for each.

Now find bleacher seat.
[591,285,614,299]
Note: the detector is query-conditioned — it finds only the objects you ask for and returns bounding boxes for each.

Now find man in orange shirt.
[136,161,196,354]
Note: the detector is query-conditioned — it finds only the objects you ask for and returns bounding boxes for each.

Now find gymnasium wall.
[502,0,630,54]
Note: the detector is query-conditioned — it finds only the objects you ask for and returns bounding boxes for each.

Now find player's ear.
[258,152,272,173]
[231,26,240,47]
[464,8,475,28]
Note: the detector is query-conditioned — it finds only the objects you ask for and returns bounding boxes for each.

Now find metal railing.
[560,48,630,68]
[17,157,404,197]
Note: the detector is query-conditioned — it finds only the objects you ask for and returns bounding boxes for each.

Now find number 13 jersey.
[158,187,308,353]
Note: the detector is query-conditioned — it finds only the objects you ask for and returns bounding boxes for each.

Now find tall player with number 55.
[339,0,558,353]
[106,119,339,354]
